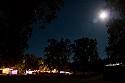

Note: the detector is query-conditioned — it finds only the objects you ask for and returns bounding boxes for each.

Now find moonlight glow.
[99,10,109,20]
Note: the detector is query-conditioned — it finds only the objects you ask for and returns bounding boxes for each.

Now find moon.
[99,10,109,20]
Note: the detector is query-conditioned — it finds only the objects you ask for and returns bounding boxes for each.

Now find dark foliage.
[44,38,72,71]
[106,0,125,63]
[44,38,99,73]
[0,0,63,67]
[24,54,39,70]
[72,37,99,72]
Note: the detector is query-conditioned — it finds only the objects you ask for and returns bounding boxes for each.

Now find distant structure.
[103,62,125,81]
[105,63,122,66]
[0,67,18,75]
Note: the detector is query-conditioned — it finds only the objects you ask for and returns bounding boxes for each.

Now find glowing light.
[26,70,34,74]
[60,71,65,73]
[12,70,18,74]
[99,10,109,20]
[105,63,122,66]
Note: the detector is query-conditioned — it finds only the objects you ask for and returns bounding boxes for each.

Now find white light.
[105,63,122,66]
[99,10,109,20]
[26,70,34,74]
[60,71,65,73]
[12,70,18,74]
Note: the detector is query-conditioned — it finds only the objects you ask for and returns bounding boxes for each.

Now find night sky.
[25,0,108,59]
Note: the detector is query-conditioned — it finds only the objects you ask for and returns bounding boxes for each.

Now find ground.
[0,74,117,83]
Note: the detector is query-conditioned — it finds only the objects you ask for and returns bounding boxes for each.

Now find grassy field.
[0,74,117,83]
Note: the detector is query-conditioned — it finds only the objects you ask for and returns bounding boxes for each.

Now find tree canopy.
[44,38,71,71]
[73,37,98,63]
[0,0,64,67]
[106,0,125,63]
[72,37,99,72]
[44,38,99,72]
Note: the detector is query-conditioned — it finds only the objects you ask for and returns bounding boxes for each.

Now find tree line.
[0,37,102,74]
[44,38,99,73]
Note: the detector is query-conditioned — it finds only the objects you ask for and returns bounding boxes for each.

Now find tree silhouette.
[44,38,72,72]
[72,37,99,72]
[106,0,125,63]
[106,19,125,63]
[24,54,38,70]
[0,0,63,66]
